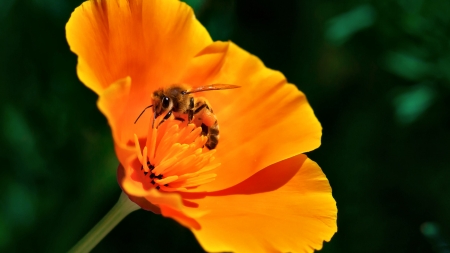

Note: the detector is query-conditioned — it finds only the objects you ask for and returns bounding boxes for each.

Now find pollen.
[133,114,220,192]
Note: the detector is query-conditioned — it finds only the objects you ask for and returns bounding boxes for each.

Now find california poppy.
[66,0,337,252]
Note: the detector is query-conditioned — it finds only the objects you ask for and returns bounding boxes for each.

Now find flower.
[66,0,337,252]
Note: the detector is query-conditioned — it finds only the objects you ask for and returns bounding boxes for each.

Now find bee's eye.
[162,96,170,109]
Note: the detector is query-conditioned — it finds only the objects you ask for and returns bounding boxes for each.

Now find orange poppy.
[66,0,337,252]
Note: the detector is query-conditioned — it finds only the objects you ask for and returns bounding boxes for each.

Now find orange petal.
[181,42,322,191]
[177,155,337,253]
[96,76,141,168]
[97,76,130,144]
[66,0,212,95]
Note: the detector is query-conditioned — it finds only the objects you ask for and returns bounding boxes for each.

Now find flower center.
[133,113,219,192]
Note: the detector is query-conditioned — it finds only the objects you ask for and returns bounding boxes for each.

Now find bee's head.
[152,89,173,117]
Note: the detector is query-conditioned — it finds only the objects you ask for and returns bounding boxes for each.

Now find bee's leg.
[173,111,186,122]
[194,103,208,115]
[201,123,209,136]
[187,110,194,123]
[157,110,172,128]
[187,97,195,123]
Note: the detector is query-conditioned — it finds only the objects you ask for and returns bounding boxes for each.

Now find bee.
[135,84,240,149]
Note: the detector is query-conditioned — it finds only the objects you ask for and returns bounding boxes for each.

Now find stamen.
[133,113,219,192]
[154,125,180,164]
[141,146,150,173]
[133,134,143,162]
[155,175,179,185]
[181,126,203,143]
[152,155,180,176]
[148,127,157,164]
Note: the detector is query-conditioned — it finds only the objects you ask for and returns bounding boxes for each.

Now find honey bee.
[135,84,240,149]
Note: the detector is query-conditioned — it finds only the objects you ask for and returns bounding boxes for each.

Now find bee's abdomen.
[205,122,219,150]
[192,97,220,150]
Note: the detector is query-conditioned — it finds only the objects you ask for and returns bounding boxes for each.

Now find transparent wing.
[185,84,241,94]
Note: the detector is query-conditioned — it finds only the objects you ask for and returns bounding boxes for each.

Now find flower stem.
[68,191,140,253]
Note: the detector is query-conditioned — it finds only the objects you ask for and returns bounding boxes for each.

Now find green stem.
[68,191,140,253]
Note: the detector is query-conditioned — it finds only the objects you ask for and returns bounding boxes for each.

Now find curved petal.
[175,155,337,253]
[181,42,322,192]
[97,76,130,144]
[96,76,140,168]
[66,0,212,95]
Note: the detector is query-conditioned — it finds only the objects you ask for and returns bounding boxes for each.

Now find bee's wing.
[185,84,241,94]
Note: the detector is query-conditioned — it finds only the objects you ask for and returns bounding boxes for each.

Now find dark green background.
[1,0,449,252]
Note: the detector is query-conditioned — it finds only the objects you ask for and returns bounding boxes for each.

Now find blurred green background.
[1,0,450,252]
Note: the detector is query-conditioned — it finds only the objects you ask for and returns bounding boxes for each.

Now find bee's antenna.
[134,105,153,124]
